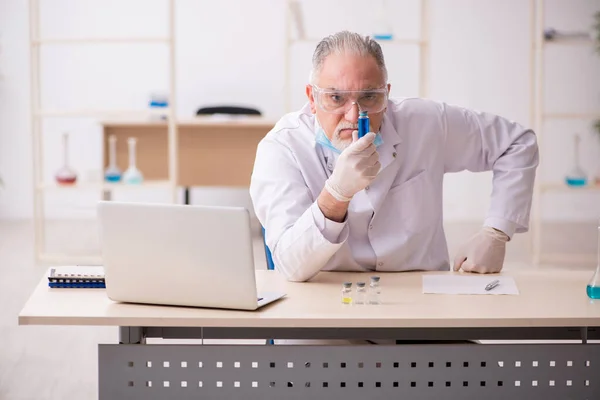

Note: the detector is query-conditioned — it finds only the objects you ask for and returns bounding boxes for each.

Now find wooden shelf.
[539,183,600,193]
[538,253,597,265]
[36,108,172,118]
[100,116,276,129]
[31,37,171,45]
[290,38,425,45]
[542,113,600,120]
[37,180,173,191]
[540,36,595,46]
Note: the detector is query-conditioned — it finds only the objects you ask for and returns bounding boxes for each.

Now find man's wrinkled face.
[306,53,390,151]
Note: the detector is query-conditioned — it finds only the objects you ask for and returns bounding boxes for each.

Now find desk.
[101,118,275,187]
[19,270,600,399]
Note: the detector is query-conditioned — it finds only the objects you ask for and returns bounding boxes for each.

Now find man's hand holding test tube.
[324,108,381,203]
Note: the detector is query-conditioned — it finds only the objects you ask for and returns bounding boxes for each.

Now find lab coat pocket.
[388,169,426,195]
[385,170,435,235]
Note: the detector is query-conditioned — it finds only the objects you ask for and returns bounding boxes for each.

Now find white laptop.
[97,201,285,311]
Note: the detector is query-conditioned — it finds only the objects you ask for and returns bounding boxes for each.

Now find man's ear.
[306,84,317,114]
[382,83,391,113]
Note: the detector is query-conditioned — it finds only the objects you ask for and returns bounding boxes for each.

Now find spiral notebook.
[47,266,106,288]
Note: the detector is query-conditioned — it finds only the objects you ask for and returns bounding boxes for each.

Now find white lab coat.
[250,98,538,282]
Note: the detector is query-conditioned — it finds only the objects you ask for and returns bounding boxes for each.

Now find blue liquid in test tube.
[358,111,369,139]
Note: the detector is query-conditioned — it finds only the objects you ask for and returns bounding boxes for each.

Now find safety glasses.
[312,85,389,114]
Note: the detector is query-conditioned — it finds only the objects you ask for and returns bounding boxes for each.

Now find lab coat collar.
[377,109,403,171]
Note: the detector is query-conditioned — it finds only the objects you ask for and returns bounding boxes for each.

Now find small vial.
[341,282,352,304]
[358,110,369,138]
[354,282,366,304]
[368,276,381,305]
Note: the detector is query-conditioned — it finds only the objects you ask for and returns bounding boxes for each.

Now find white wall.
[1,0,599,222]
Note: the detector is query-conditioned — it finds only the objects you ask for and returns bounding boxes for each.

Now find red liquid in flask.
[56,175,77,185]
[55,133,77,186]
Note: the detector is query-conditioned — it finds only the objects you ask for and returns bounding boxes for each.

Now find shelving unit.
[283,0,430,112]
[29,0,178,264]
[530,0,600,265]
[37,180,173,192]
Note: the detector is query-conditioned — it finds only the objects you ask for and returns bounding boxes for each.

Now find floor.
[0,220,597,399]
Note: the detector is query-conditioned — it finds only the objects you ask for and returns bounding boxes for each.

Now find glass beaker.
[55,132,77,186]
[123,137,143,184]
[104,135,122,182]
[565,134,587,187]
[587,224,600,299]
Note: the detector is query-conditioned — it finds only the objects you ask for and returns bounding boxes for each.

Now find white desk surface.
[18,269,600,329]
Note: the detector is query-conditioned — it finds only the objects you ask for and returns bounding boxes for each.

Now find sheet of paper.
[422,275,519,295]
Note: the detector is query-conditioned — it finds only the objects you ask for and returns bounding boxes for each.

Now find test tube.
[358,111,370,139]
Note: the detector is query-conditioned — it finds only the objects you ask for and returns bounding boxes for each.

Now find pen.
[485,279,500,291]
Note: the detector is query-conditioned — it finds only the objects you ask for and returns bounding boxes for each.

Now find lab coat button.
[369,224,373,230]
[365,186,370,190]
[378,262,383,267]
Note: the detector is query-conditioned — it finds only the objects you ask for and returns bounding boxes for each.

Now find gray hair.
[309,31,388,84]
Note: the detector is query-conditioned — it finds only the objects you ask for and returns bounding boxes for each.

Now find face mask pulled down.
[315,119,383,154]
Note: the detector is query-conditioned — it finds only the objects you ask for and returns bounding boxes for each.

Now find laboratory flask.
[565,134,587,187]
[587,224,600,299]
[104,135,122,182]
[123,137,143,184]
[55,132,77,186]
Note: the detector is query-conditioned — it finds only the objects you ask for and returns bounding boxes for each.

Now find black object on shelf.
[196,105,262,116]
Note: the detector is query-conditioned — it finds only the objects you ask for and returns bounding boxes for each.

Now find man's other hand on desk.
[453,226,510,274]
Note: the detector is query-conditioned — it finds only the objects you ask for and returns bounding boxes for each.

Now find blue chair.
[261,226,275,345]
[261,226,275,271]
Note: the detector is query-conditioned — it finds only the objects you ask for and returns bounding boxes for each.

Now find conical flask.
[565,134,587,187]
[104,135,122,182]
[55,132,77,186]
[587,223,600,299]
[123,137,143,184]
